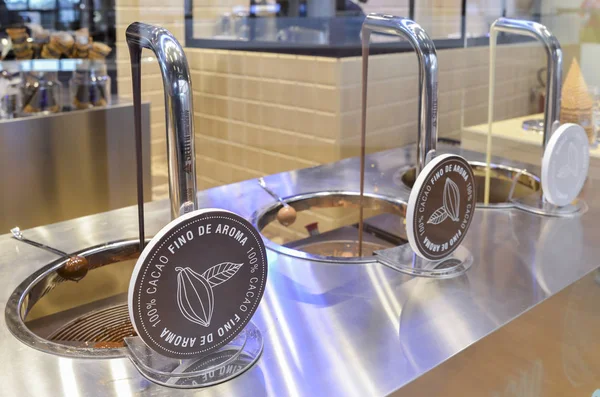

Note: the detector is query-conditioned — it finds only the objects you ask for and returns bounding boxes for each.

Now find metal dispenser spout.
[362,14,439,175]
[490,17,563,148]
[126,22,197,219]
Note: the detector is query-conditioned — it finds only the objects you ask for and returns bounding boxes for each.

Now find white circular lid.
[406,154,476,261]
[541,123,590,207]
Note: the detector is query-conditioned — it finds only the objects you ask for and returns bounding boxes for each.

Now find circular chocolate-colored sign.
[542,123,589,207]
[128,209,268,358]
[406,154,476,261]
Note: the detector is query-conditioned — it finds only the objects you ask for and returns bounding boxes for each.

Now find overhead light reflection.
[59,358,81,397]
[263,281,302,368]
[365,265,401,330]
[260,292,301,397]
[109,360,133,397]
[309,304,379,397]
[410,282,477,356]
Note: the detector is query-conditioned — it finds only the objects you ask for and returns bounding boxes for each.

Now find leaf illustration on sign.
[427,207,448,224]
[202,262,244,287]
[557,142,578,179]
[427,177,461,224]
[175,263,243,327]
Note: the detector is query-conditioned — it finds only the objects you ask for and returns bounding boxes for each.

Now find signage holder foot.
[124,322,263,389]
[512,192,588,217]
[375,245,473,279]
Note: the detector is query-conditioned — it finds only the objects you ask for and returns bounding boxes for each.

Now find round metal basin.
[5,239,143,358]
[253,191,408,263]
[400,162,541,208]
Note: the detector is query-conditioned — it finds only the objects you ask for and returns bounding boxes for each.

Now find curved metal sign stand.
[362,14,475,278]
[486,18,589,217]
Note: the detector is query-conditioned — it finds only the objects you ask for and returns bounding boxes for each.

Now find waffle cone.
[561,59,595,143]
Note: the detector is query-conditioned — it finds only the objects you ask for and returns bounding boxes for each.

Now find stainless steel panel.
[394,268,600,396]
[0,144,599,396]
[0,102,151,231]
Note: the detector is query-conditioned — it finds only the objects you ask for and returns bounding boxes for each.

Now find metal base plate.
[512,191,588,217]
[124,322,263,389]
[374,244,473,279]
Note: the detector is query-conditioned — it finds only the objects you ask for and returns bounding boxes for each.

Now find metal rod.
[358,30,371,257]
[10,227,69,258]
[488,18,562,205]
[125,22,198,219]
[362,14,439,176]
[127,43,145,251]
[490,17,562,149]
[257,178,291,208]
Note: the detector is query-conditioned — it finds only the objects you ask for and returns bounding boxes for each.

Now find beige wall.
[187,50,338,190]
[117,46,560,199]
[184,43,556,192]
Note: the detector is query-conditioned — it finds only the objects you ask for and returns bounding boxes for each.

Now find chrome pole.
[126,22,198,219]
[362,14,439,175]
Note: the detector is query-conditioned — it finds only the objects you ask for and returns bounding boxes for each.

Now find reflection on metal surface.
[254,191,407,263]
[397,274,491,372]
[251,292,302,397]
[59,358,81,397]
[109,360,134,397]
[532,217,584,295]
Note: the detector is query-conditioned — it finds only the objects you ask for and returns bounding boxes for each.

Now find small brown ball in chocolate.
[57,255,89,281]
[277,206,297,227]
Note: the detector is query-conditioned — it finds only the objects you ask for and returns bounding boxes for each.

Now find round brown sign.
[128,209,268,359]
[406,154,476,261]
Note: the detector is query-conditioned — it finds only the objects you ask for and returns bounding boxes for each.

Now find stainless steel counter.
[1,144,599,396]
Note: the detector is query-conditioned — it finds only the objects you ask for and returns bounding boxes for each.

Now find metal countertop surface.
[1,144,599,396]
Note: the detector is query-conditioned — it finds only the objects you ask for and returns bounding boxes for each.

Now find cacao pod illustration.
[557,142,578,179]
[427,177,461,224]
[443,177,460,222]
[175,262,243,327]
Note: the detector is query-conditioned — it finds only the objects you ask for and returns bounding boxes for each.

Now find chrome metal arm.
[362,14,438,175]
[490,18,562,149]
[126,22,197,219]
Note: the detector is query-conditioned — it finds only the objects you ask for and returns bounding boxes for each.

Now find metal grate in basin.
[48,304,136,343]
